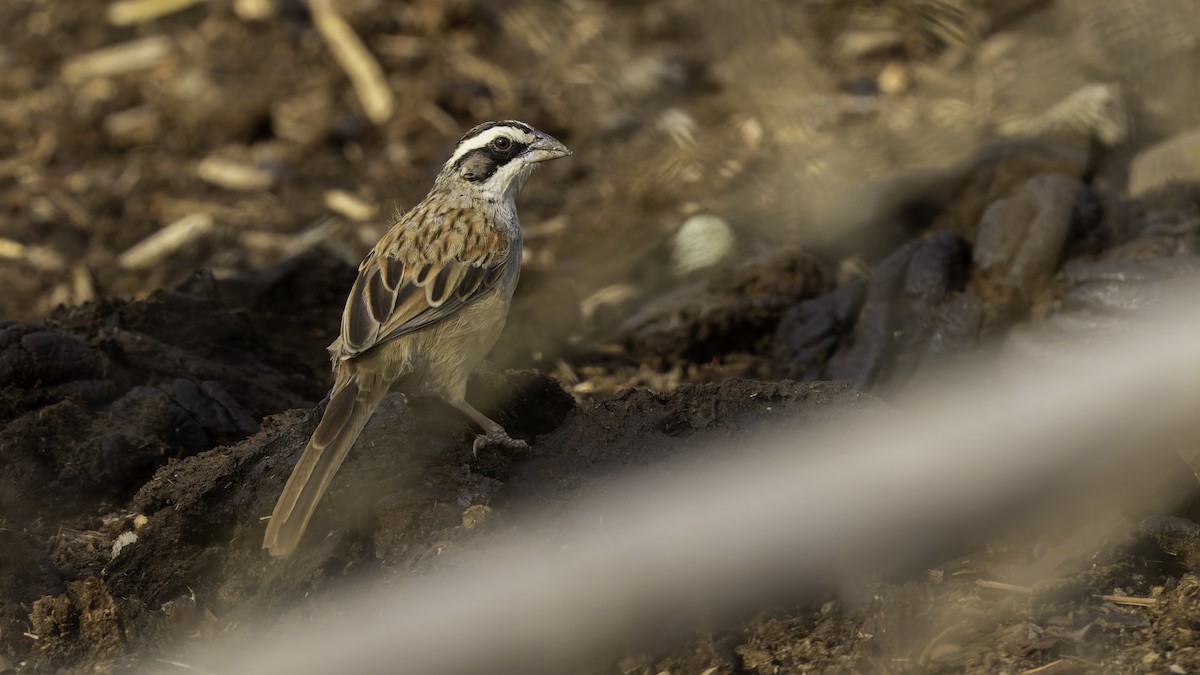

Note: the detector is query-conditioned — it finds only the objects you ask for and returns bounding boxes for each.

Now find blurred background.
[4,0,1200,673]
[4,0,1198,375]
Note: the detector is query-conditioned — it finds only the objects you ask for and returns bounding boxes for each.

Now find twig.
[107,0,206,25]
[72,265,97,304]
[118,213,216,270]
[975,579,1033,595]
[154,658,221,674]
[324,189,377,222]
[0,239,25,260]
[284,217,343,257]
[197,156,275,191]
[308,0,393,124]
[1018,658,1084,675]
[1094,594,1157,608]
[61,36,174,82]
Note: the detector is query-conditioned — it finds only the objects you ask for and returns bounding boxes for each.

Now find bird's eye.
[490,137,512,151]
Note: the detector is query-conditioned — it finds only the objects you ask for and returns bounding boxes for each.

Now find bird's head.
[437,120,571,202]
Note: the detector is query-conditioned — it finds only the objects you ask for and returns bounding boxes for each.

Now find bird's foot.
[472,430,528,455]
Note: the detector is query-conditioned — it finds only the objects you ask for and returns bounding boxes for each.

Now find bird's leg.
[447,399,528,453]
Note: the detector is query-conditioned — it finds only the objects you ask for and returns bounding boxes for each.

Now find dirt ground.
[4,0,1200,673]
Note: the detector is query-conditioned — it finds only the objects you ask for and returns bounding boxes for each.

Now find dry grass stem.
[1093,594,1157,608]
[106,0,207,25]
[197,157,275,191]
[323,189,377,222]
[0,239,26,260]
[308,0,394,125]
[1018,659,1086,675]
[976,580,1034,595]
[61,36,174,82]
[118,213,216,270]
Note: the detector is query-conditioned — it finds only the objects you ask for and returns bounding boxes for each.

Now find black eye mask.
[456,142,530,182]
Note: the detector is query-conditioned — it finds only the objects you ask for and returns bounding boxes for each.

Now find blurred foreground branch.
[173,279,1200,675]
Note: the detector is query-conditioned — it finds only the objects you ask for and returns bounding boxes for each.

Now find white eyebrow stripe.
[447,126,536,166]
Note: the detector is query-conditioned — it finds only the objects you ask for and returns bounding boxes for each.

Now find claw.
[472,431,528,456]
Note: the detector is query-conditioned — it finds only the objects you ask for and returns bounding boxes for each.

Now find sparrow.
[263,120,571,557]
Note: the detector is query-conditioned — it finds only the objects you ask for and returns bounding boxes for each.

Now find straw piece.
[107,0,207,26]
[309,0,393,124]
[118,213,215,270]
[197,157,275,191]
[324,189,377,222]
[61,36,174,82]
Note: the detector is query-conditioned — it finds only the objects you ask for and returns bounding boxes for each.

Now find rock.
[827,231,971,390]
[930,142,1090,245]
[1062,256,1200,314]
[971,174,1085,323]
[772,282,865,383]
[671,214,735,276]
[624,249,831,364]
[1000,192,1200,363]
[1129,127,1200,197]
[773,231,971,392]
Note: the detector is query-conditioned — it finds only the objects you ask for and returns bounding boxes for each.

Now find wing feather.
[365,267,394,322]
[379,256,405,290]
[456,265,487,300]
[428,264,472,306]
[335,206,512,362]
[343,271,380,348]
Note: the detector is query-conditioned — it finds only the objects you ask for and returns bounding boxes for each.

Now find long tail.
[263,370,388,557]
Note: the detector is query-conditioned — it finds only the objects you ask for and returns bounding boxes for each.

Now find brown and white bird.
[263,120,571,557]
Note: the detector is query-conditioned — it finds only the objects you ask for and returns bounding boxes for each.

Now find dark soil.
[4,0,1200,673]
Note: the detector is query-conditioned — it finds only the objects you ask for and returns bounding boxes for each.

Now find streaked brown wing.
[336,208,510,361]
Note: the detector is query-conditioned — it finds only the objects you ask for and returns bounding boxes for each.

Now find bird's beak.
[525,133,572,163]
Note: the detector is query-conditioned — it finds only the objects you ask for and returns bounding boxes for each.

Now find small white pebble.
[671,214,733,276]
[234,0,275,20]
[878,62,910,96]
